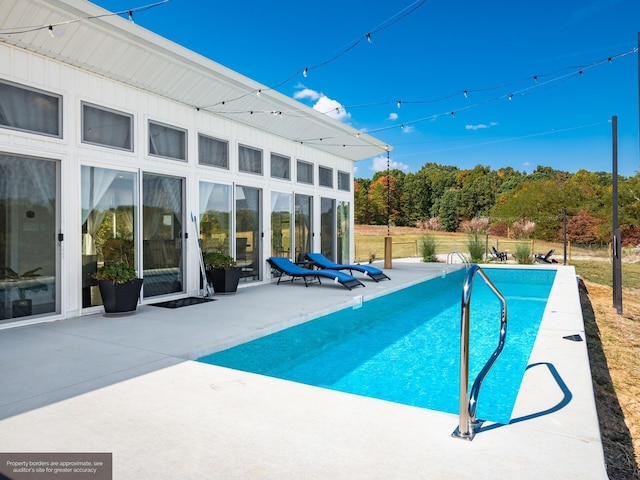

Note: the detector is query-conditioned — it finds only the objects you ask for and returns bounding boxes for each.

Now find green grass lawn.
[354,226,639,290]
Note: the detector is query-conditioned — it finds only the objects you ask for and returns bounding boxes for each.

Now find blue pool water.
[198,267,556,424]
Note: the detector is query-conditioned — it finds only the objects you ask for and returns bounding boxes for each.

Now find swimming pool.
[198,267,556,424]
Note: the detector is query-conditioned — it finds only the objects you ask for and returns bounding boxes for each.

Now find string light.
[463,90,468,98]
[0,0,170,35]
[397,100,402,108]
[202,0,427,109]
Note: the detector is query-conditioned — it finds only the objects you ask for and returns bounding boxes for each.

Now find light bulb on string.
[366,32,372,43]
[303,67,308,78]
[397,100,401,108]
[48,25,54,37]
[256,90,261,97]
[463,90,468,98]
[128,10,134,22]
[508,93,513,101]
[450,111,455,118]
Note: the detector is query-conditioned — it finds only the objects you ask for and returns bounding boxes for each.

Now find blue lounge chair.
[267,257,365,290]
[304,253,390,282]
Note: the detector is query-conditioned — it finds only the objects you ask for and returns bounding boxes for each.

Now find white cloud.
[293,88,321,101]
[371,155,410,173]
[313,95,351,122]
[293,87,351,123]
[465,121,498,131]
[388,112,399,121]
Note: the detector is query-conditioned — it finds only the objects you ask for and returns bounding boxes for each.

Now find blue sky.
[94,0,640,178]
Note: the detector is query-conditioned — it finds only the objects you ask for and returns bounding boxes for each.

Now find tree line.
[354,163,640,246]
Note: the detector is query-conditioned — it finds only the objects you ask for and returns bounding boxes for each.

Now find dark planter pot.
[206,267,241,294]
[98,278,143,315]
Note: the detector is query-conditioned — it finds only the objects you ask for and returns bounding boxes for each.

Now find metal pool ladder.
[446,251,470,266]
[452,264,508,441]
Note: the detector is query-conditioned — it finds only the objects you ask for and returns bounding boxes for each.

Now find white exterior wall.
[0,42,355,321]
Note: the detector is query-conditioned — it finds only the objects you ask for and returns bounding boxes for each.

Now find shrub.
[420,234,438,262]
[513,243,533,264]
[511,220,536,239]
[466,232,485,263]
[94,262,137,284]
[203,251,237,269]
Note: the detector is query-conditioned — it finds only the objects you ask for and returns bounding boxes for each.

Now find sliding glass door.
[320,197,336,261]
[236,185,261,283]
[294,194,312,263]
[142,173,184,298]
[1,153,58,321]
[81,166,137,308]
[271,192,292,258]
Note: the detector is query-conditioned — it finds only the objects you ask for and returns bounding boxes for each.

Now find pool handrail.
[446,251,470,267]
[452,264,508,441]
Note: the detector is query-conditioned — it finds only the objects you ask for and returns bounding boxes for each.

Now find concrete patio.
[0,260,607,479]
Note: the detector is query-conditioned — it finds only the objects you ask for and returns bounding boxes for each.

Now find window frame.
[198,133,229,169]
[296,159,314,185]
[238,144,263,175]
[270,152,291,180]
[337,170,351,191]
[81,102,134,151]
[319,165,334,188]
[148,120,188,162]
[0,79,62,138]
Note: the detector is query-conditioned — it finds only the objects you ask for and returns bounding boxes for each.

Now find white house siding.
[0,41,356,325]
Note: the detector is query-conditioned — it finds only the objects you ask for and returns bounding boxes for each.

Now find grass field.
[355,225,639,479]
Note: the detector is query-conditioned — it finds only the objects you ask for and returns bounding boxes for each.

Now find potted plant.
[203,251,240,294]
[94,262,143,314]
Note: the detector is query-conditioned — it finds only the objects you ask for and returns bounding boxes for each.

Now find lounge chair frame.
[304,253,390,282]
[267,257,364,290]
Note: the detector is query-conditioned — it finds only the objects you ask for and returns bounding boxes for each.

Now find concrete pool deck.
[0,261,607,479]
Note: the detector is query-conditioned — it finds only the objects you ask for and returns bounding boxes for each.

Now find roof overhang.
[0,0,391,161]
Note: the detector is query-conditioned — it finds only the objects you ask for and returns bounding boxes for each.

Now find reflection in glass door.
[0,154,58,321]
[294,194,312,263]
[81,166,137,308]
[271,192,292,258]
[338,201,350,263]
[143,173,184,298]
[320,197,336,261]
[236,185,261,283]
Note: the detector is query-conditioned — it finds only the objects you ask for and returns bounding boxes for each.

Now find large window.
[270,153,290,180]
[297,160,313,184]
[199,182,232,257]
[294,194,312,263]
[1,153,59,321]
[319,166,333,188]
[238,145,263,175]
[82,102,133,151]
[198,134,228,169]
[271,192,292,257]
[81,166,137,308]
[149,121,187,161]
[0,80,61,137]
[320,198,336,261]
[338,171,351,191]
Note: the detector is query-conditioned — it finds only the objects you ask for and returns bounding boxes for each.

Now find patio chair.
[491,246,507,262]
[267,257,364,290]
[304,253,390,282]
[534,249,558,264]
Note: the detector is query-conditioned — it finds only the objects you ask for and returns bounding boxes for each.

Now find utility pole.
[612,116,622,314]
